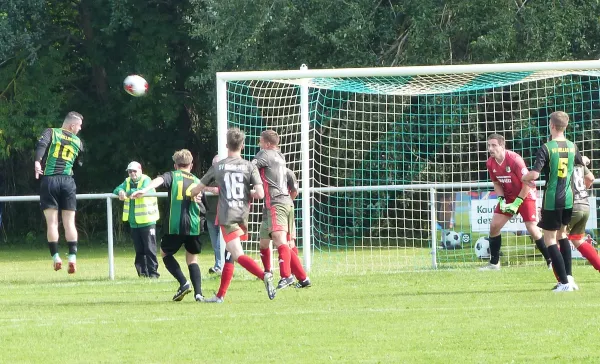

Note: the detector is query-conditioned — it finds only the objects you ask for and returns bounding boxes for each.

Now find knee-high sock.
[237,255,265,279]
[489,235,502,265]
[162,255,187,286]
[558,238,572,276]
[290,249,307,281]
[534,238,551,265]
[277,245,292,278]
[548,244,568,284]
[577,242,600,271]
[188,263,202,296]
[217,262,235,299]
[260,248,271,272]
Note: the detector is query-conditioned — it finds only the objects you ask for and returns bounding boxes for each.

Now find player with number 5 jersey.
[192,128,276,303]
[522,111,585,291]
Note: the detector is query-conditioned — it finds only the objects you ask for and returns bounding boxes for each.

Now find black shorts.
[40,175,77,211]
[160,234,201,255]
[538,208,573,231]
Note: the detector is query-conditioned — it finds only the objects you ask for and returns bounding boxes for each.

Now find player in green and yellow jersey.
[522,111,584,292]
[34,111,84,274]
[131,149,204,302]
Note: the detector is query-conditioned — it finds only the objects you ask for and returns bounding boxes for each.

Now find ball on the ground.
[474,236,491,258]
[442,231,462,249]
[123,75,148,97]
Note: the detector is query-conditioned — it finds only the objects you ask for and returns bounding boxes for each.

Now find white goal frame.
[217,60,600,272]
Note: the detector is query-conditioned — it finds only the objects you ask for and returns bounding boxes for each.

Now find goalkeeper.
[480,134,551,270]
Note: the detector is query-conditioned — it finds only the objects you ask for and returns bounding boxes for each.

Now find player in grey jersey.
[191,128,276,303]
[253,130,296,289]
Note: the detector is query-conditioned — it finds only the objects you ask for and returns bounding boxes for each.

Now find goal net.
[217,62,600,274]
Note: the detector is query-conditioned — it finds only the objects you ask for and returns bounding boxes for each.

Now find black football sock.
[188,263,202,296]
[558,238,572,276]
[162,255,187,286]
[548,244,568,284]
[48,242,59,257]
[489,235,502,265]
[67,241,78,256]
[534,238,552,265]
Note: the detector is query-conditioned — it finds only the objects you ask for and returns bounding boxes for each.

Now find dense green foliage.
[2,0,600,235]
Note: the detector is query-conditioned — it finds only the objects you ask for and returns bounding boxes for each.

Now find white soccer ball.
[474,236,491,259]
[123,75,148,97]
[442,231,462,249]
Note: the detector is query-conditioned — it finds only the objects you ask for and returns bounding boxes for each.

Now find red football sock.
[237,255,265,279]
[277,244,292,278]
[260,248,271,272]
[577,242,600,271]
[217,262,235,298]
[290,249,307,281]
[292,246,299,255]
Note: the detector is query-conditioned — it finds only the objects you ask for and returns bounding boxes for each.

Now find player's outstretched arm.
[130,177,164,199]
[194,166,216,198]
[190,183,218,199]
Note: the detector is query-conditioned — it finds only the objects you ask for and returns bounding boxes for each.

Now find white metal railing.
[0,179,595,278]
[0,192,167,280]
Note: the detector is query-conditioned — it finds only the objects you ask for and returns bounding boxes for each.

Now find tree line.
[2,0,600,237]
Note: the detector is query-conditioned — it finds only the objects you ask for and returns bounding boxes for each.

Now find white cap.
[126,161,142,171]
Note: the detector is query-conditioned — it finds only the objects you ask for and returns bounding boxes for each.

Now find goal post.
[216,60,600,274]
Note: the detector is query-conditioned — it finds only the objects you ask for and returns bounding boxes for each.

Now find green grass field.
[1,245,600,363]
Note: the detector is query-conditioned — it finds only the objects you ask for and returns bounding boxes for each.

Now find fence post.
[430,188,438,269]
[106,196,115,280]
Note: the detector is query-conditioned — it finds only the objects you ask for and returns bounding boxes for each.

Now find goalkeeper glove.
[497,196,507,211]
[503,197,524,215]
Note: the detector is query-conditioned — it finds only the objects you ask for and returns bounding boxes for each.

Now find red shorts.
[494,198,537,222]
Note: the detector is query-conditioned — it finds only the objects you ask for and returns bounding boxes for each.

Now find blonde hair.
[172,149,193,166]
[550,111,569,131]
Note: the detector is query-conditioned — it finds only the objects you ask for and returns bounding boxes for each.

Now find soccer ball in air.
[442,231,462,249]
[474,237,491,259]
[123,75,148,97]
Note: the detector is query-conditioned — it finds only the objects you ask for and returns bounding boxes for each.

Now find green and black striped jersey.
[160,170,202,235]
[35,128,83,176]
[532,138,583,210]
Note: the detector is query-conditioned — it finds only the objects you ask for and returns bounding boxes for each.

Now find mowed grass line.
[1,246,600,363]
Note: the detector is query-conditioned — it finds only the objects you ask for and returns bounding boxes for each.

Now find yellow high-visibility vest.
[122,175,159,224]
